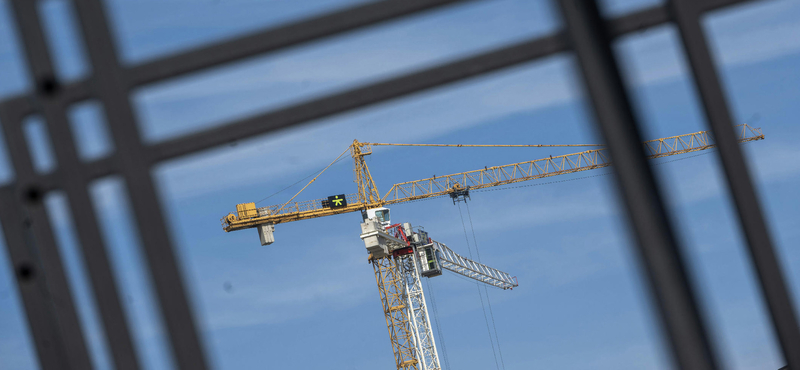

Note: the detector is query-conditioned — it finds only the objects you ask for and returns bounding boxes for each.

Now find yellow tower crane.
[221,123,764,370]
[222,123,763,236]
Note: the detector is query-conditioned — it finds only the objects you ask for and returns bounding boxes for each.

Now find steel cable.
[426,278,452,370]
[465,202,506,370]
[255,153,349,204]
[457,203,501,370]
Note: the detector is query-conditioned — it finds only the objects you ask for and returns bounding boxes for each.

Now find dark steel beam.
[144,0,753,162]
[0,0,752,128]
[68,0,209,368]
[7,1,141,369]
[0,0,775,369]
[555,1,719,369]
[0,179,73,370]
[0,80,93,370]
[128,0,476,86]
[149,33,567,161]
[668,1,800,369]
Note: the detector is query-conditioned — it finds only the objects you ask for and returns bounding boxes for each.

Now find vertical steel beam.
[0,187,70,370]
[668,1,800,368]
[7,1,141,369]
[555,1,719,369]
[67,0,209,368]
[0,105,93,369]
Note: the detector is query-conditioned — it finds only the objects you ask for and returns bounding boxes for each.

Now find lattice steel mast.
[373,256,421,369]
[361,218,518,370]
[400,252,440,370]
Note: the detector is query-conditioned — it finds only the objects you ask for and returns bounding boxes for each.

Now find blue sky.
[1,0,799,369]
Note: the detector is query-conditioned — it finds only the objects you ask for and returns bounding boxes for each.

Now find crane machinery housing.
[220,123,764,370]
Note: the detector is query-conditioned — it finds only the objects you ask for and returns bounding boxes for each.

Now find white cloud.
[157,56,579,200]
[523,229,626,287]
[616,1,800,87]
[196,239,376,330]
[155,1,800,203]
[714,20,800,67]
[748,142,800,183]
[445,182,615,237]
[650,140,800,210]
[707,0,800,64]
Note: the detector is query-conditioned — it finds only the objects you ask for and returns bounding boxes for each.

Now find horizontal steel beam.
[0,0,761,201]
[2,0,474,117]
[124,0,763,162]
[1,0,753,160]
[129,0,476,86]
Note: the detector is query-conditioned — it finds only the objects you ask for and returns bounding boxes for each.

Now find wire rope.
[457,203,500,370]
[425,278,451,370]
[443,146,722,369]
[465,202,506,370]
[254,151,349,205]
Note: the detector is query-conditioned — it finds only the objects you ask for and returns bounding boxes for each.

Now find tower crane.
[220,123,764,370]
[361,218,517,370]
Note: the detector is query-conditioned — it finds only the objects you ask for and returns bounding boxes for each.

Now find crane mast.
[372,256,421,369]
[399,252,440,370]
[361,217,519,370]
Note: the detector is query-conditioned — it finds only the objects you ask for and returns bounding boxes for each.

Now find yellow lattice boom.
[222,124,763,231]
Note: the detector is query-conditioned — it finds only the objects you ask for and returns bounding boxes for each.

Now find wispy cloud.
[157,56,578,200]
[196,239,375,330]
[748,142,800,183]
[617,1,800,87]
[154,1,800,204]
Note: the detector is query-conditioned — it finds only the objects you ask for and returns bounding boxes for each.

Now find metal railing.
[257,193,360,217]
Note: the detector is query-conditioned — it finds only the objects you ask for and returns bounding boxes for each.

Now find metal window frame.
[0,0,796,369]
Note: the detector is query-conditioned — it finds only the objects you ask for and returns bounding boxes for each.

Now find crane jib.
[222,124,764,233]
